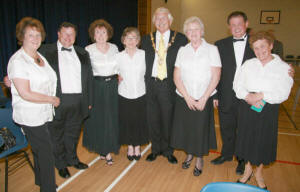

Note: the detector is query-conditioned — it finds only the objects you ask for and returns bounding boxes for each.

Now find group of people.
[5,6,294,192]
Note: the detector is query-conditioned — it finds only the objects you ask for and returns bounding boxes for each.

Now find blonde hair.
[183,16,205,36]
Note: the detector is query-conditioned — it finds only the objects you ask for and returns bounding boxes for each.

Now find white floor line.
[56,144,151,191]
[278,132,300,136]
[104,143,152,192]
[57,156,101,191]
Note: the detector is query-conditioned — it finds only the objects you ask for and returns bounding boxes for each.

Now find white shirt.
[233,54,293,104]
[7,48,57,126]
[85,43,119,76]
[116,49,146,99]
[57,41,82,93]
[233,34,247,82]
[175,39,222,100]
[151,30,170,77]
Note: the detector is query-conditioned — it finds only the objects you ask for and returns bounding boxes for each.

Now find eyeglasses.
[126,36,138,40]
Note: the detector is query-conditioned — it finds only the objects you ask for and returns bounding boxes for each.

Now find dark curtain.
[0,0,138,79]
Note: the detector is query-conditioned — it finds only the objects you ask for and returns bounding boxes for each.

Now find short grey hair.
[183,16,205,36]
[152,7,173,24]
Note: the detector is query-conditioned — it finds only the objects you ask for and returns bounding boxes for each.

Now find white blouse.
[7,48,57,126]
[85,43,119,76]
[175,39,222,100]
[116,49,146,99]
[233,54,293,104]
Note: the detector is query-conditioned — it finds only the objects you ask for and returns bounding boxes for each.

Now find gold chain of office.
[150,32,177,65]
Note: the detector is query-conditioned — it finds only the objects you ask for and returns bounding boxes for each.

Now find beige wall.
[151,0,300,56]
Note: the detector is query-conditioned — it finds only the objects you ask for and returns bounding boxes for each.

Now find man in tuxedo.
[210,11,255,175]
[141,7,188,164]
[39,22,93,178]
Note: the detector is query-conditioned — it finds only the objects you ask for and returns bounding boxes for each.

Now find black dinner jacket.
[215,35,255,112]
[39,43,93,120]
[141,30,188,94]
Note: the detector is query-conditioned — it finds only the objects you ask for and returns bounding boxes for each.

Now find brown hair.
[121,27,141,46]
[88,19,113,42]
[16,17,46,45]
[58,22,77,34]
[227,11,248,24]
[249,31,274,48]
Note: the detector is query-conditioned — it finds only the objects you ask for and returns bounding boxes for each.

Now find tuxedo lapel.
[74,47,85,88]
[48,45,62,96]
[148,32,156,75]
[242,40,253,64]
[227,37,237,72]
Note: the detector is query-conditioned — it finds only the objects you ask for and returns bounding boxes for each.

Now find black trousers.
[218,97,240,159]
[22,123,56,192]
[49,94,84,169]
[146,79,174,156]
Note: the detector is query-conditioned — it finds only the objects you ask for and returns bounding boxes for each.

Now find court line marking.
[57,144,151,191]
[209,151,300,165]
[56,130,300,191]
[57,156,101,191]
[278,132,300,136]
[104,143,151,192]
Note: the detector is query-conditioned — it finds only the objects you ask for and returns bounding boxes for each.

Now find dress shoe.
[182,156,193,169]
[72,162,88,170]
[134,155,141,161]
[127,154,135,161]
[255,175,268,189]
[237,171,253,184]
[166,155,178,164]
[210,156,232,165]
[193,166,202,176]
[236,160,245,175]
[146,153,158,162]
[58,168,71,178]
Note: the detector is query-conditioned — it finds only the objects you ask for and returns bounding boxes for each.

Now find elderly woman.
[233,31,293,189]
[83,19,119,165]
[170,16,221,176]
[7,17,59,192]
[116,27,148,161]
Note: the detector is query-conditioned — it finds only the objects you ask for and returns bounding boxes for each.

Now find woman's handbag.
[0,127,16,153]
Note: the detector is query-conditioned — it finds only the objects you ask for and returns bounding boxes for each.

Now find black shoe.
[134,155,141,161]
[193,166,202,176]
[146,153,158,162]
[127,154,135,161]
[72,162,88,170]
[182,156,193,169]
[58,168,71,178]
[237,172,253,184]
[210,156,232,165]
[236,160,245,175]
[166,155,178,164]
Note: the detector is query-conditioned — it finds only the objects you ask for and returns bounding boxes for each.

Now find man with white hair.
[141,7,188,164]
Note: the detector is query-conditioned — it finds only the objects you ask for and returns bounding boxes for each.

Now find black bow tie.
[61,47,72,52]
[233,38,245,43]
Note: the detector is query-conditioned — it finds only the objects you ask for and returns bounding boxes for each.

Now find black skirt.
[83,75,120,155]
[118,95,148,146]
[170,95,217,157]
[235,100,279,166]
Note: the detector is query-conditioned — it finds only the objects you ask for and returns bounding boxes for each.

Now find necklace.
[36,57,40,64]
[150,31,177,65]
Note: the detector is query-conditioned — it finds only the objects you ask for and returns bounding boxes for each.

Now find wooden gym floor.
[1,66,300,192]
